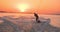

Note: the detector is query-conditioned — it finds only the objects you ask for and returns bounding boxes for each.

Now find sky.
[0,0,60,14]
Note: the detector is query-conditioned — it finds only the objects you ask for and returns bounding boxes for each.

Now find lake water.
[0,13,60,28]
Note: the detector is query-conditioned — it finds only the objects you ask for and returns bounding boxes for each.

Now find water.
[0,13,60,32]
[0,13,60,27]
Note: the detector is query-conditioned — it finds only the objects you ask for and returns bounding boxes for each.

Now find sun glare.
[17,3,30,12]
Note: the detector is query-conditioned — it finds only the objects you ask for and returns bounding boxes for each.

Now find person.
[34,13,39,21]
[34,13,41,23]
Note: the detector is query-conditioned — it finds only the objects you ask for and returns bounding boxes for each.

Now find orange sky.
[0,0,60,14]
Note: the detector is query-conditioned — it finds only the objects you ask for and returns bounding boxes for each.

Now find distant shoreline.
[0,13,60,15]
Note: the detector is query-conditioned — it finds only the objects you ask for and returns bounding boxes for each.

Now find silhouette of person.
[34,13,41,23]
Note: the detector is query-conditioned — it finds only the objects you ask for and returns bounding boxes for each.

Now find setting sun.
[17,3,30,12]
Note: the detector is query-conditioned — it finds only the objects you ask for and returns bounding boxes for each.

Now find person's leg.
[36,18,37,21]
[36,17,41,23]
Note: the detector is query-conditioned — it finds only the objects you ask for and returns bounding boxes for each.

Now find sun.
[17,3,30,12]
